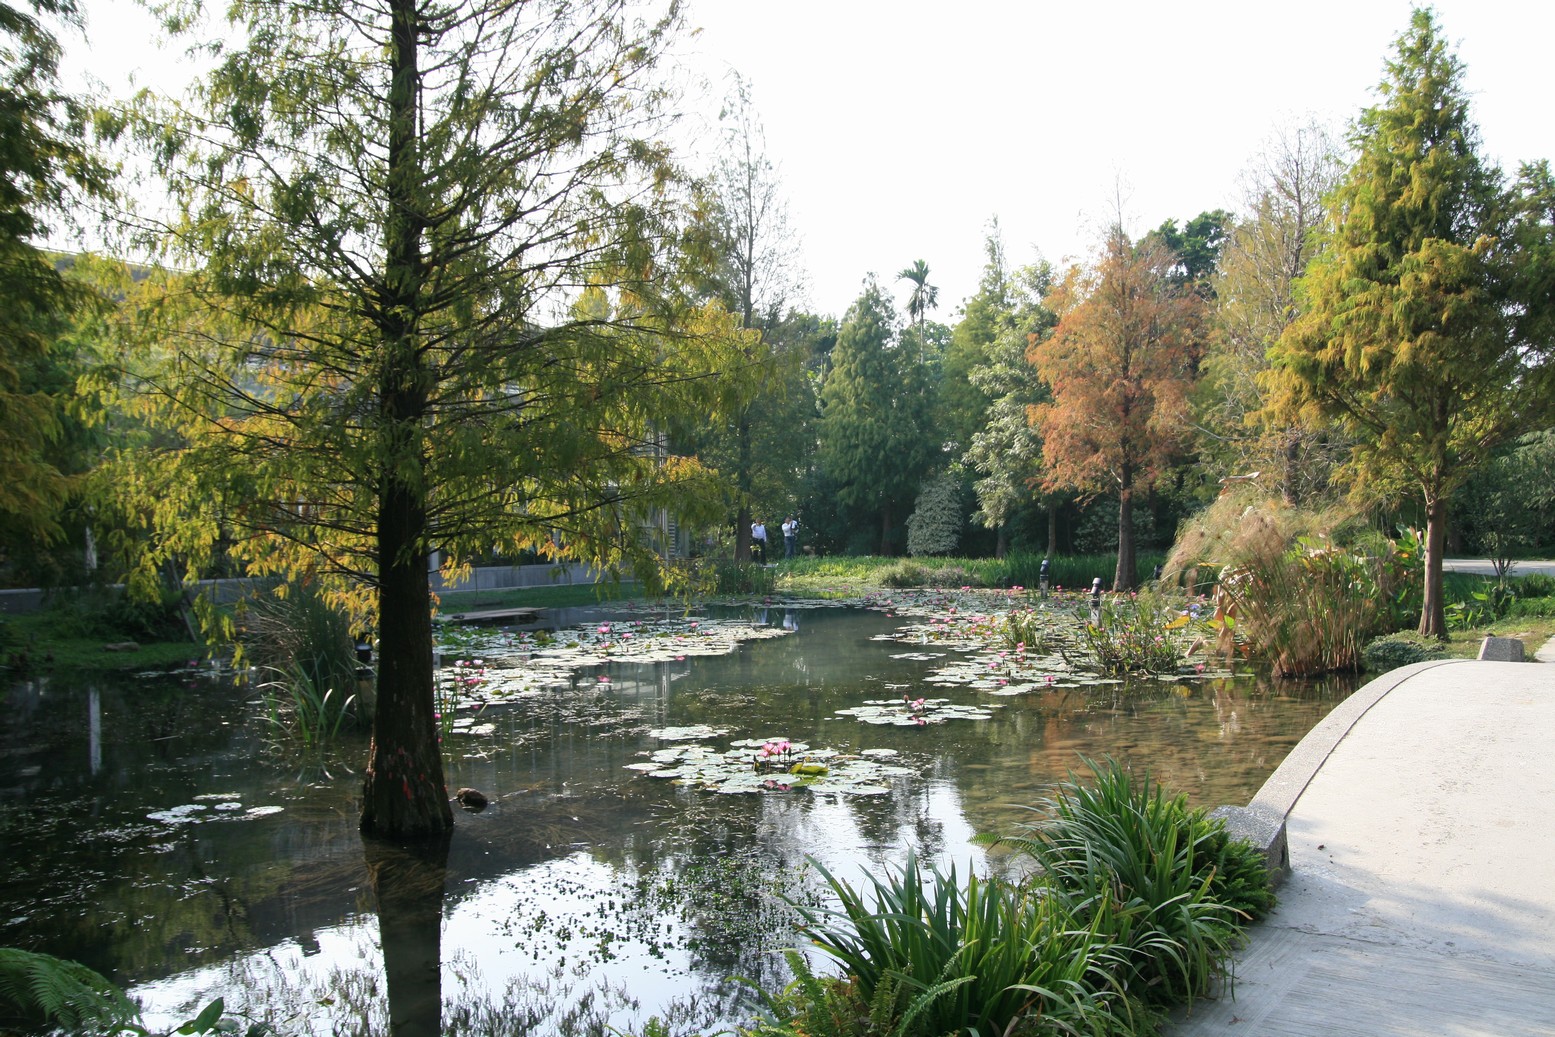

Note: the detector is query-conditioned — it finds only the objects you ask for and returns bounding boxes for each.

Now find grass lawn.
[1441,615,1555,660]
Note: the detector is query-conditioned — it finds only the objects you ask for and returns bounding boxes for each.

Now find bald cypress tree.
[1269,8,1555,638]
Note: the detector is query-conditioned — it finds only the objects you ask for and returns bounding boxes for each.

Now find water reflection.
[0,605,1359,1033]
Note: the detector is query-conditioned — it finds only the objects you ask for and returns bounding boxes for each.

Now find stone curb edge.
[1208,658,1468,886]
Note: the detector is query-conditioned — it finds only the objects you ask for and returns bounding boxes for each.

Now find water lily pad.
[627,737,916,796]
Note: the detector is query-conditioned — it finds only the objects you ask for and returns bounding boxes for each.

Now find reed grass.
[1167,495,1417,676]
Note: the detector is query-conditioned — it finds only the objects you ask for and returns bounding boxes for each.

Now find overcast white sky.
[65,0,1555,319]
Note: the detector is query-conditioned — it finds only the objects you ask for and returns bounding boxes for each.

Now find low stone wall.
[0,564,603,614]
[1222,659,1463,887]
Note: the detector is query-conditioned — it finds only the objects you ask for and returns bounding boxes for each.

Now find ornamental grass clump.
[1167,493,1419,676]
[763,760,1270,1037]
[776,853,1133,1037]
[990,759,1273,1008]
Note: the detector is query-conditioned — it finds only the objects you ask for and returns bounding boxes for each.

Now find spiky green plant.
[988,759,1268,1007]
[791,853,1130,1037]
[257,662,358,746]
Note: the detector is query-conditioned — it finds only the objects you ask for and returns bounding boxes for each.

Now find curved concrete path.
[1167,644,1555,1036]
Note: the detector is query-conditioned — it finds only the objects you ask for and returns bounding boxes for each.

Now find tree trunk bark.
[1419,494,1449,639]
[1047,502,1058,558]
[734,412,753,562]
[362,482,452,837]
[1114,481,1136,591]
[360,0,453,839]
[880,501,894,556]
[995,523,1007,560]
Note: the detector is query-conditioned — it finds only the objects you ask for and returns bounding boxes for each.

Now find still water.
[0,603,1358,1035]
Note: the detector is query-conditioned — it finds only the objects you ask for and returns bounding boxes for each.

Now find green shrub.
[1515,572,1555,597]
[1361,632,1450,671]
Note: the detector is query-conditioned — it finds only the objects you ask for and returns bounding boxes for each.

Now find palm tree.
[897,259,938,360]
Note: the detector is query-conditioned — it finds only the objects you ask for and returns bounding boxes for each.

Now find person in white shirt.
[751,520,768,563]
[781,516,798,559]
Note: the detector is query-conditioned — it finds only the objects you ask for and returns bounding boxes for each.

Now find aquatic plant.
[1069,592,1196,676]
[627,739,911,795]
[257,661,358,746]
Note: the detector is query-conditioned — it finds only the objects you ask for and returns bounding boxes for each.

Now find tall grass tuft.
[788,853,1131,1037]
[988,758,1272,1008]
[244,581,365,744]
[1167,494,1418,675]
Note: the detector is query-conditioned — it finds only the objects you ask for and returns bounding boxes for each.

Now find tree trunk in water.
[362,482,453,838]
[1114,487,1136,592]
[366,834,449,1037]
[1419,495,1448,639]
[360,0,452,839]
[995,523,1007,560]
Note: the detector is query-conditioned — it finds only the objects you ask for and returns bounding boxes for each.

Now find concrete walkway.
[1167,644,1555,1036]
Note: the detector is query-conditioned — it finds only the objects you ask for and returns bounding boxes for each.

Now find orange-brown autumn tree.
[1028,225,1205,590]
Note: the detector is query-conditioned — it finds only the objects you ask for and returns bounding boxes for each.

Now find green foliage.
[0,946,141,1035]
[0,0,111,555]
[818,278,937,554]
[904,472,963,557]
[1452,431,1555,577]
[1001,607,1054,653]
[709,561,779,596]
[1071,592,1195,676]
[991,759,1266,1007]
[245,583,364,743]
[1362,631,1450,671]
[791,854,1128,1037]
[877,561,981,590]
[1268,9,1555,636]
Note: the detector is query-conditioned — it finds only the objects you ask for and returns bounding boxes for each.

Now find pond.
[0,592,1360,1036]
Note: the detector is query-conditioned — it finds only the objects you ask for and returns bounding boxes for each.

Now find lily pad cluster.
[859,589,1236,693]
[147,792,284,826]
[626,738,913,795]
[432,614,791,708]
[834,696,1000,726]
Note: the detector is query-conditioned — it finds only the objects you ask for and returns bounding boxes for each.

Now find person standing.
[781,516,798,559]
[751,519,768,563]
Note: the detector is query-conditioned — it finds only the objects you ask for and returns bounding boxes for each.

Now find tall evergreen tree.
[818,278,933,553]
[1269,8,1555,637]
